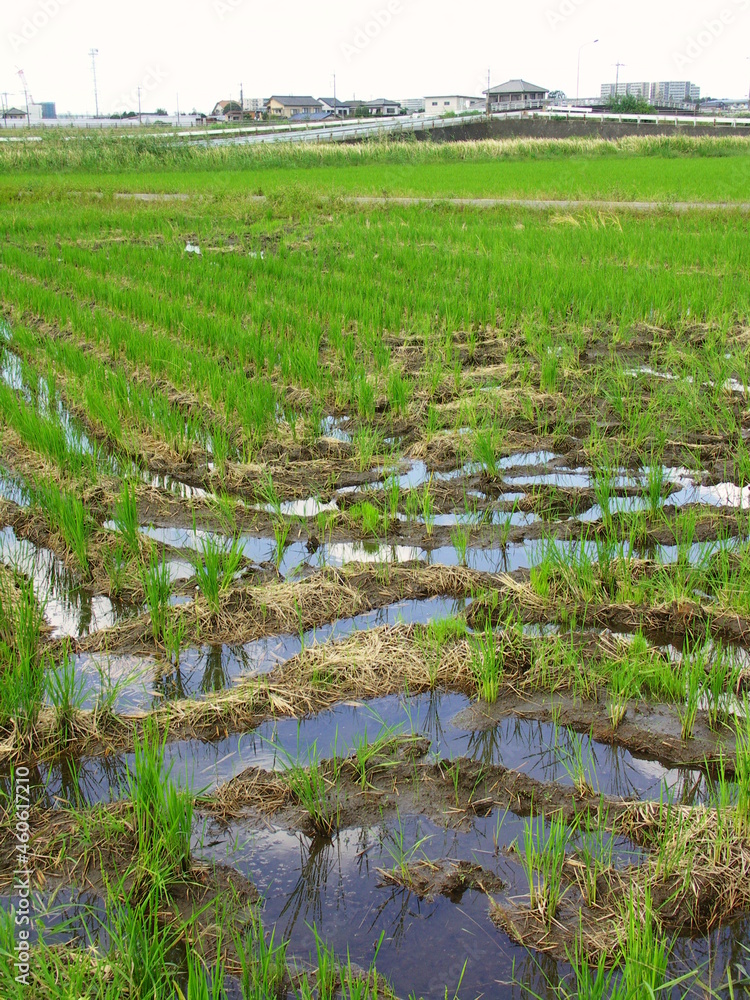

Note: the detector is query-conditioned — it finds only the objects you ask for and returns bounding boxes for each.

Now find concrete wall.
[415,117,748,143]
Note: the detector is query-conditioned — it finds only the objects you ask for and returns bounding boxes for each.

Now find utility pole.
[576,38,599,103]
[137,85,142,125]
[176,93,180,126]
[1,92,8,118]
[333,73,336,114]
[89,48,99,117]
[486,68,491,118]
[239,81,243,111]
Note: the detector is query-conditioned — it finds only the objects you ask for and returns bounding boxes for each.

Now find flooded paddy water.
[2,163,750,999]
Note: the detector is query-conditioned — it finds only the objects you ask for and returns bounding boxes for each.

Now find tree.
[548,90,566,102]
[154,107,168,116]
[606,93,654,114]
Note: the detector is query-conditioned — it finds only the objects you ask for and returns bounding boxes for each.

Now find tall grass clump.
[0,573,47,737]
[194,533,244,613]
[26,477,93,574]
[126,720,193,891]
[141,550,172,645]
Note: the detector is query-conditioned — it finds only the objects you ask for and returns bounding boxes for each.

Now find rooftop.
[484,79,548,95]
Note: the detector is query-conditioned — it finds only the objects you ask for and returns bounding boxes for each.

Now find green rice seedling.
[354,426,380,471]
[235,911,289,1000]
[27,477,93,574]
[208,423,231,475]
[539,347,559,393]
[126,719,193,888]
[92,656,134,723]
[560,935,625,1000]
[209,490,239,535]
[194,533,244,613]
[384,811,432,880]
[644,462,666,516]
[103,539,129,597]
[555,728,597,796]
[46,648,86,744]
[163,612,187,667]
[705,646,739,730]
[387,371,410,415]
[348,714,404,789]
[384,475,400,521]
[470,622,503,704]
[734,700,750,836]
[474,426,500,476]
[421,483,435,535]
[405,489,421,523]
[279,739,338,836]
[113,479,141,556]
[350,501,380,537]
[570,809,613,907]
[414,616,467,688]
[425,403,440,437]
[520,811,569,925]
[180,944,226,1000]
[259,474,281,516]
[272,518,291,568]
[450,525,470,566]
[312,927,337,1000]
[0,574,47,736]
[618,888,671,995]
[102,881,185,996]
[141,549,172,645]
[678,649,705,740]
[608,660,638,729]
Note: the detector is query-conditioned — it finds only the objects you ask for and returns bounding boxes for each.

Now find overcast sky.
[1,0,749,115]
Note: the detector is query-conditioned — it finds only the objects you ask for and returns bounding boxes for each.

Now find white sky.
[1,0,749,115]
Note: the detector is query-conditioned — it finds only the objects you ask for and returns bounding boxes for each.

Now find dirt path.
[110,192,750,212]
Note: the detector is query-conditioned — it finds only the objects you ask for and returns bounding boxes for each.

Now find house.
[211,99,242,117]
[425,95,484,114]
[1,107,27,120]
[345,98,402,116]
[318,97,349,116]
[265,96,322,118]
[483,80,548,109]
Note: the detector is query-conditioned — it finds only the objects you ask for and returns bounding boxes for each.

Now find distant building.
[242,97,265,113]
[318,97,349,116]
[265,96,322,118]
[400,97,425,113]
[601,81,700,104]
[425,95,484,113]
[601,82,651,100]
[651,81,700,103]
[39,101,56,119]
[483,80,548,109]
[2,107,27,120]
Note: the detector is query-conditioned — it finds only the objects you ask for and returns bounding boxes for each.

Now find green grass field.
[1,134,750,999]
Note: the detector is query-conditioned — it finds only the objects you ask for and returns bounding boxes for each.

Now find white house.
[484,80,548,109]
[425,95,484,114]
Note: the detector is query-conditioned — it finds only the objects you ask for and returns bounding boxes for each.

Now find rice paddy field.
[2,132,750,998]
